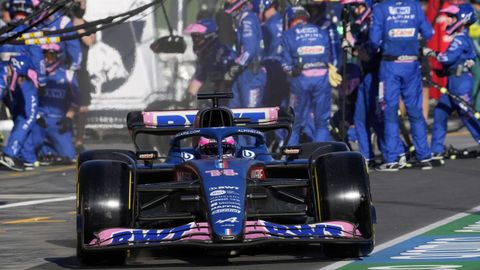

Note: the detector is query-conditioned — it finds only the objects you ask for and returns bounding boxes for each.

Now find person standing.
[280,5,341,145]
[69,0,95,154]
[370,0,434,171]
[223,0,266,108]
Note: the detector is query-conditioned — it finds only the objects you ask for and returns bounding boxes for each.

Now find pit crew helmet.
[197,136,236,159]
[8,0,35,17]
[441,3,477,35]
[341,0,372,24]
[284,5,310,30]
[41,43,62,73]
[251,0,277,16]
[224,0,248,15]
[184,18,218,54]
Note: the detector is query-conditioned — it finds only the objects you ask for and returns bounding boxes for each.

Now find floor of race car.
[0,132,479,270]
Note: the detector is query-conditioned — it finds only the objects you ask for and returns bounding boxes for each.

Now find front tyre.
[310,151,374,258]
[77,160,132,265]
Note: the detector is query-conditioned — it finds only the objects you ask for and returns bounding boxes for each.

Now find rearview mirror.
[150,35,187,54]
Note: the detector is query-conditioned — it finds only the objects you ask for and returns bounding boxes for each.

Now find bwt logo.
[156,112,267,126]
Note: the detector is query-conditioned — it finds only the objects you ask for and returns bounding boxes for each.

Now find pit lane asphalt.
[0,135,479,270]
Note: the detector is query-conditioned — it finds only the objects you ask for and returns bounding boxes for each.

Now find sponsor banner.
[84,0,161,128]
[337,213,480,270]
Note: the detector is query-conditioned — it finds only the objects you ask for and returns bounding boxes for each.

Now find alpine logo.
[216,217,239,224]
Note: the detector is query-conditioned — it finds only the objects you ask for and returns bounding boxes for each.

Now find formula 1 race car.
[76,94,375,265]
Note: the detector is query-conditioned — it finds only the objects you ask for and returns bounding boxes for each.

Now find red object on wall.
[426,0,453,99]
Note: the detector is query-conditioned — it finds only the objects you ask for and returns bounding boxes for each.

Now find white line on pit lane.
[0,196,76,209]
[0,193,75,200]
[320,204,480,270]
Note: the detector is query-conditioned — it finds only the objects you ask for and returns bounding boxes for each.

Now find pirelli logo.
[297,46,325,55]
[388,28,415,38]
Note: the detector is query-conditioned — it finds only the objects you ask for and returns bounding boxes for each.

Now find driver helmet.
[197,136,236,159]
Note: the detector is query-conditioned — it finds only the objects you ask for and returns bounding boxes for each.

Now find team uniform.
[431,4,480,156]
[27,68,79,162]
[0,1,46,170]
[342,0,403,163]
[369,0,434,170]
[0,56,39,170]
[280,9,333,145]
[227,4,266,108]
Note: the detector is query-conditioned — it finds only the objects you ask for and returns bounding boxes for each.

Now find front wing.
[84,220,371,251]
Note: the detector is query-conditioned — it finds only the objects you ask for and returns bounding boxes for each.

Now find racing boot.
[431,153,445,167]
[419,160,433,171]
[0,153,25,172]
[376,162,402,172]
[24,161,40,171]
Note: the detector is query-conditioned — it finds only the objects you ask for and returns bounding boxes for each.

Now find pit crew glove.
[292,63,303,77]
[224,64,242,82]
[36,115,47,129]
[465,59,475,69]
[38,85,46,97]
[422,47,437,58]
[328,64,343,88]
[57,117,73,134]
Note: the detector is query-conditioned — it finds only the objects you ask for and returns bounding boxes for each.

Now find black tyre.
[310,152,374,258]
[298,142,350,159]
[77,149,136,167]
[77,160,132,265]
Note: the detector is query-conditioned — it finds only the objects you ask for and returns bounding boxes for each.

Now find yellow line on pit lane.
[45,166,75,173]
[2,217,67,224]
[0,165,75,180]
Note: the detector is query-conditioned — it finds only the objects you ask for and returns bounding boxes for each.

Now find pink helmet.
[41,43,62,73]
[197,136,236,159]
[340,0,365,4]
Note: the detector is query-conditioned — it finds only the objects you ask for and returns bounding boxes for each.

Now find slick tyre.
[311,152,374,258]
[298,142,350,160]
[77,149,136,167]
[77,160,132,265]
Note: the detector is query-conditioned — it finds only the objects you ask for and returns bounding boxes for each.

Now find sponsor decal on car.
[242,150,256,159]
[205,169,239,177]
[89,220,360,247]
[210,190,227,196]
[216,217,240,224]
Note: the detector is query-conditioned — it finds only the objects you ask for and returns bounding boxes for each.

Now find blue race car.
[76,94,375,265]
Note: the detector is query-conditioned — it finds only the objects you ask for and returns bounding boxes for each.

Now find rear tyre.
[77,160,132,265]
[311,151,374,258]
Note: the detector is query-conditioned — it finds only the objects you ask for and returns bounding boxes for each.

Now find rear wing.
[127,107,293,150]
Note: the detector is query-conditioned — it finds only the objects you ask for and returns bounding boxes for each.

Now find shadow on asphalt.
[29,246,345,269]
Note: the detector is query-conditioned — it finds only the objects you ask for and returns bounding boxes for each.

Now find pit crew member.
[430,3,480,160]
[224,0,266,108]
[369,0,434,171]
[280,5,341,145]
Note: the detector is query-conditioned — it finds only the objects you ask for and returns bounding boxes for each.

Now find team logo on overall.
[388,28,415,38]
